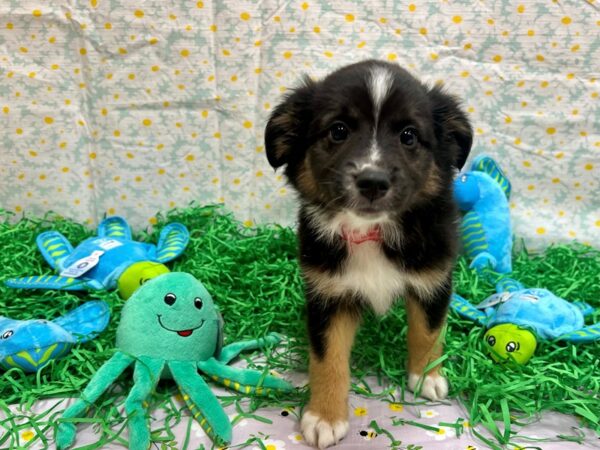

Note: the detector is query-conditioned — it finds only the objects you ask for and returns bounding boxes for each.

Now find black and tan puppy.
[264,60,472,448]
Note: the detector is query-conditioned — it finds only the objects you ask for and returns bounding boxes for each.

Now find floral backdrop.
[1,0,599,249]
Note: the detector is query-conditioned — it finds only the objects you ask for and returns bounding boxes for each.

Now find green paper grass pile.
[1,204,599,449]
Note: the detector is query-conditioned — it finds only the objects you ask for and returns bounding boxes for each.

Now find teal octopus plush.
[453,155,513,274]
[5,216,189,299]
[0,301,110,372]
[56,272,293,449]
[452,278,600,364]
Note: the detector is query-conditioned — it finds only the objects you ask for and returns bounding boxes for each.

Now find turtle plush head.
[117,261,171,299]
[116,272,220,361]
[484,323,537,364]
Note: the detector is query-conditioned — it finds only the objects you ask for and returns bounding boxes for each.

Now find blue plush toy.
[453,155,513,274]
[5,217,189,299]
[0,301,110,372]
[452,279,600,364]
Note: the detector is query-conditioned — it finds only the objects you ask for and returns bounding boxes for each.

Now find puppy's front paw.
[408,373,448,401]
[301,411,349,449]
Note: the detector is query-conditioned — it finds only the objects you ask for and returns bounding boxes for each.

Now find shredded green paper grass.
[1,204,599,449]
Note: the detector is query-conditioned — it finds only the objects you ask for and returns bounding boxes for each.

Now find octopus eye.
[506,341,517,353]
[164,293,177,306]
[486,335,496,347]
[194,297,203,309]
[1,330,14,339]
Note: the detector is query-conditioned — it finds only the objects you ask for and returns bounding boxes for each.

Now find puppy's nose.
[355,169,390,202]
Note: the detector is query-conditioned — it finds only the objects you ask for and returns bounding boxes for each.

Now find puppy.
[264,60,472,448]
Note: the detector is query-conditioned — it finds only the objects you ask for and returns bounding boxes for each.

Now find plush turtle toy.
[452,279,600,364]
[5,216,189,299]
[453,155,513,274]
[56,272,293,449]
[0,301,110,372]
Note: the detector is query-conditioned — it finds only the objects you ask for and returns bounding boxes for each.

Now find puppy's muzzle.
[355,169,391,202]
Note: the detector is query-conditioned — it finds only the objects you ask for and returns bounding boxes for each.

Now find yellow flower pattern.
[0,1,597,248]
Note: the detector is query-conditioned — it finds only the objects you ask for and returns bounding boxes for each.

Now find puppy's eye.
[400,127,419,149]
[329,122,349,143]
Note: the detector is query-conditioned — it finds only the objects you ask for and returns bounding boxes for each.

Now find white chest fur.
[336,241,406,314]
[305,208,445,314]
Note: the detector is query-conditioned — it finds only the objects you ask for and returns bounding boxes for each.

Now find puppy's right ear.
[265,77,315,169]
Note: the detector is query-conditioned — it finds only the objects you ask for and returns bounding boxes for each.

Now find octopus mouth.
[157,315,204,337]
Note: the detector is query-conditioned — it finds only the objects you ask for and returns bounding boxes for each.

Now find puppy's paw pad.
[301,411,349,449]
[408,373,448,401]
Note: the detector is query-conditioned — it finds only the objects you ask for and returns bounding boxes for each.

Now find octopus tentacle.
[217,332,284,364]
[124,356,165,450]
[168,360,231,446]
[56,352,134,449]
[198,357,293,395]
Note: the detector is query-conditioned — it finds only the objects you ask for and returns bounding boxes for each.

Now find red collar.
[341,226,382,244]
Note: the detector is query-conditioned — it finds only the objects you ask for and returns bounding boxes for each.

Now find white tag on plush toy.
[60,250,104,278]
[475,292,512,309]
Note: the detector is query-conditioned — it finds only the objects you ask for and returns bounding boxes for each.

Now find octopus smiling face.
[116,272,221,361]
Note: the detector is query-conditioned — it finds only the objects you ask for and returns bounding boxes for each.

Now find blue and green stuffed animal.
[452,278,600,364]
[5,216,189,299]
[453,155,512,274]
[0,301,110,372]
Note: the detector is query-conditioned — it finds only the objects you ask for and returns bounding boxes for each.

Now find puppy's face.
[265,60,472,218]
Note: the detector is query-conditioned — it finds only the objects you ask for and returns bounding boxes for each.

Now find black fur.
[265,60,472,360]
[305,293,362,359]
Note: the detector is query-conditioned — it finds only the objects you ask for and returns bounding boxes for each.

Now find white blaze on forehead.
[368,66,394,122]
[368,139,381,163]
[368,66,393,163]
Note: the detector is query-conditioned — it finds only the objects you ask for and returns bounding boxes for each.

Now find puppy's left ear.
[265,76,316,169]
[428,86,473,170]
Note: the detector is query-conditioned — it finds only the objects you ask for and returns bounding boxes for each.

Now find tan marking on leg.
[405,295,446,376]
[307,309,360,423]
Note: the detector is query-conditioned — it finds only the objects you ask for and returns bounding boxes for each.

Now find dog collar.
[340,226,382,244]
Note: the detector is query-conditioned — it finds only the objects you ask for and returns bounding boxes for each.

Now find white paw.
[301,411,349,449]
[408,373,448,401]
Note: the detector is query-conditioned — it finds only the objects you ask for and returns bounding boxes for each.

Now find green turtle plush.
[56,272,293,449]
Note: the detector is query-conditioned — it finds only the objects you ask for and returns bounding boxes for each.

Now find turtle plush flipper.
[496,278,524,293]
[53,300,111,343]
[470,252,498,272]
[471,155,511,199]
[155,223,190,263]
[451,294,488,325]
[4,275,92,291]
[572,301,595,316]
[98,216,132,240]
[557,323,600,343]
[36,231,74,270]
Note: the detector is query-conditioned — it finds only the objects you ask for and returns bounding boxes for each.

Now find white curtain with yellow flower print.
[1,0,599,250]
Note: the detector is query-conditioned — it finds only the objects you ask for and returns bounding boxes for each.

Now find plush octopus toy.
[56,272,293,449]
[5,216,189,299]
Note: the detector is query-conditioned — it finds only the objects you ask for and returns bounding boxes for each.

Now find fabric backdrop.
[1,0,599,250]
